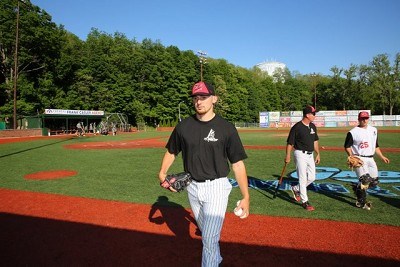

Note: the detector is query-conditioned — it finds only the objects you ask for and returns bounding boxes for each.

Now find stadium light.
[178,101,184,122]
[197,50,207,81]
[311,72,317,110]
[314,84,317,110]
[13,0,21,130]
[12,0,29,130]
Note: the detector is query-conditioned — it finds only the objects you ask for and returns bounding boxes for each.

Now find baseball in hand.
[234,200,244,217]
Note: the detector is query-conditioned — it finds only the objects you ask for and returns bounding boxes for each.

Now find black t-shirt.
[286,120,319,151]
[165,114,247,181]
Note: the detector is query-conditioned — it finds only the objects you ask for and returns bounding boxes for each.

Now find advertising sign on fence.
[259,112,269,128]
[269,112,280,122]
[259,110,399,128]
[45,109,105,116]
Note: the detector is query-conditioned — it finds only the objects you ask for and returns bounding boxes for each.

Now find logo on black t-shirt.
[204,129,218,142]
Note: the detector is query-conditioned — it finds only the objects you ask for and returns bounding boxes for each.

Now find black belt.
[193,178,216,183]
[357,155,374,158]
[301,150,313,155]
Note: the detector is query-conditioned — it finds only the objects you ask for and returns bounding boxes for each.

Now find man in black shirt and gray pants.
[285,106,320,211]
[159,81,250,267]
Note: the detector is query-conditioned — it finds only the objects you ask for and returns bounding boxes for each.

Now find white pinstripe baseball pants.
[187,178,232,267]
[293,150,316,203]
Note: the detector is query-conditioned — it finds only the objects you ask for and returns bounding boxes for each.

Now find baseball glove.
[160,172,192,192]
[347,156,364,169]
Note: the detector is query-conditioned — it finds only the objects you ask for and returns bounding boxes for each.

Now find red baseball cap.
[190,81,215,97]
[358,111,370,120]
[303,105,317,116]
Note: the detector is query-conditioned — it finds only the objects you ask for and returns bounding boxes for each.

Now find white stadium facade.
[255,61,286,76]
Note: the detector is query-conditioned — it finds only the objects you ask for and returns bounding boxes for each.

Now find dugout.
[39,109,105,135]
[17,109,132,136]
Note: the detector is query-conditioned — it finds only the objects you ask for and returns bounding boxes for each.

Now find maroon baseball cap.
[358,111,370,120]
[190,81,215,97]
[303,105,317,116]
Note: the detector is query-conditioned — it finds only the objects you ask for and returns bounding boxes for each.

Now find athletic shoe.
[291,186,301,202]
[302,201,315,211]
[362,202,372,210]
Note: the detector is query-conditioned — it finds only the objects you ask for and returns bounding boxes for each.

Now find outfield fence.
[259,110,400,128]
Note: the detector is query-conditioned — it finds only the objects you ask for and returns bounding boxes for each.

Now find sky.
[31,0,400,75]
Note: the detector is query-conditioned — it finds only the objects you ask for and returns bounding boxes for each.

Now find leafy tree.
[277,72,310,111]
[392,53,400,114]
[343,64,358,110]
[310,75,330,111]
[0,0,64,118]
[369,54,392,114]
[1,0,400,126]
[329,66,347,110]
[260,76,280,111]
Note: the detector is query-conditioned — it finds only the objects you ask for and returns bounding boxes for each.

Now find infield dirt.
[1,134,400,266]
[1,188,399,266]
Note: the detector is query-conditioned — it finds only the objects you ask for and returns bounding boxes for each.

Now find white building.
[255,61,286,76]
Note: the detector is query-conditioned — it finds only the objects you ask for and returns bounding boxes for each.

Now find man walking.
[285,105,320,211]
[344,111,390,209]
[158,81,250,267]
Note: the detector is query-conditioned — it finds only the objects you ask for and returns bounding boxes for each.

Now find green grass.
[1,129,399,226]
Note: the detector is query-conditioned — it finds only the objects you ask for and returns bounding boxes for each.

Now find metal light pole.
[178,101,183,122]
[311,72,317,110]
[314,85,317,110]
[13,0,20,130]
[197,50,207,81]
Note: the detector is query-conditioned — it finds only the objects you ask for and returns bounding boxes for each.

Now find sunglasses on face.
[192,95,211,101]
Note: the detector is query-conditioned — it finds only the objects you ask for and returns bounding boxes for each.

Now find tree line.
[1,0,399,127]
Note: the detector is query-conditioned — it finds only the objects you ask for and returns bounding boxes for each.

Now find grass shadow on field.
[249,174,361,209]
[314,187,357,207]
[314,183,400,209]
[372,193,400,209]
[248,175,295,202]
[0,137,75,159]
[247,176,275,199]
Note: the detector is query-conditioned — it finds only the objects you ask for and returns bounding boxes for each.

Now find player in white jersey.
[344,111,390,209]
[159,81,250,267]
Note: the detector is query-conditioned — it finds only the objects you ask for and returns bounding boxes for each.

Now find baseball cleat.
[291,186,301,202]
[363,202,372,210]
[301,201,315,211]
[356,201,371,210]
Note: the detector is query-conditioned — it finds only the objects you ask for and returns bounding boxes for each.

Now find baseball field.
[1,128,399,266]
